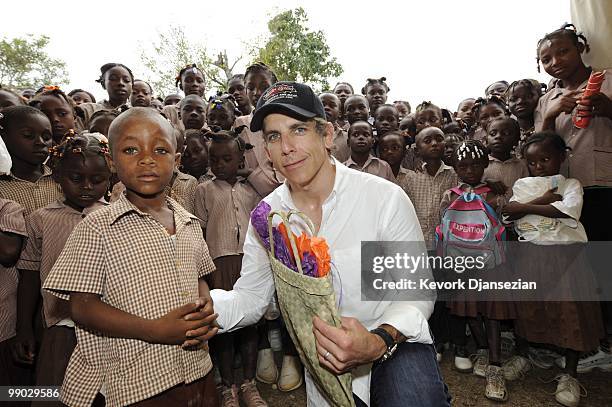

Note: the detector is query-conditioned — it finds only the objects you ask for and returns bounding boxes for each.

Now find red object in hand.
[573,70,606,129]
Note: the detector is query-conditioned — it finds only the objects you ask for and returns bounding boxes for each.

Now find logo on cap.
[262,84,298,104]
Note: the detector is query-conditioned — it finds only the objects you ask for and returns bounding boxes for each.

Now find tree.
[139,26,240,97]
[252,8,343,91]
[0,34,68,89]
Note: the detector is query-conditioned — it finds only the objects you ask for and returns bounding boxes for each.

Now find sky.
[3,0,571,110]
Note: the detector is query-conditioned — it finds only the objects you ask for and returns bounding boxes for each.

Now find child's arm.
[69,292,217,346]
[0,231,23,267]
[12,270,40,364]
[502,188,565,221]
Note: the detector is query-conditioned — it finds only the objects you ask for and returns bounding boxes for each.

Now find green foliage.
[0,34,68,89]
[252,8,343,91]
[139,26,240,97]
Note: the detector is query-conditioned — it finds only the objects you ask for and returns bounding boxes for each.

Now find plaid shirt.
[111,170,198,214]
[0,199,27,342]
[331,124,350,163]
[0,165,63,216]
[44,194,215,407]
[194,177,261,260]
[483,155,529,199]
[343,155,396,183]
[17,199,108,327]
[403,162,458,249]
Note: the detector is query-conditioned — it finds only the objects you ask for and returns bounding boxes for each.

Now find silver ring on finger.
[324,350,331,360]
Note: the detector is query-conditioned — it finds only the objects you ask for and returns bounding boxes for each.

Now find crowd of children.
[0,22,611,407]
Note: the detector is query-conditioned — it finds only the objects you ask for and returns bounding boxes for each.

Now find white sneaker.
[454,345,473,372]
[554,374,586,407]
[555,347,612,373]
[436,352,442,363]
[278,355,303,392]
[471,349,489,378]
[502,355,531,381]
[485,365,508,402]
[256,349,278,384]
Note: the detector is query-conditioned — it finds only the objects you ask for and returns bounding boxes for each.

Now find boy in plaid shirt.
[44,108,219,407]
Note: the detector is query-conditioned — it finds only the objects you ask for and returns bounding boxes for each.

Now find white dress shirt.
[211,158,434,406]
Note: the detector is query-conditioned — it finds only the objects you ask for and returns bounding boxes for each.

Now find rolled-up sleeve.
[211,221,276,332]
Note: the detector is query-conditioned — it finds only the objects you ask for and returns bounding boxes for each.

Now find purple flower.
[301,251,318,277]
[250,201,271,249]
[273,228,297,271]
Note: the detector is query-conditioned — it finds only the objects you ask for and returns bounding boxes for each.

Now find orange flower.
[278,223,297,261]
[296,232,312,261]
[310,237,331,277]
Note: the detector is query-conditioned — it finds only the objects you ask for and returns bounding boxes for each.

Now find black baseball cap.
[250,82,326,132]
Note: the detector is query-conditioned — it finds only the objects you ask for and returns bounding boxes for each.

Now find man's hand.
[312,316,386,375]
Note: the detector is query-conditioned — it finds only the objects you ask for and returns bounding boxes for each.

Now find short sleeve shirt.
[43,195,215,407]
[343,155,396,183]
[0,165,63,216]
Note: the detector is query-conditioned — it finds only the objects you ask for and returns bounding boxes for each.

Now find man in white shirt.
[208,82,450,406]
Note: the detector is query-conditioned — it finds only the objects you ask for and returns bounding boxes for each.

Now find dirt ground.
[257,355,612,407]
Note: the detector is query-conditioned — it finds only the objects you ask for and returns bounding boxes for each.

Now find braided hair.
[471,95,510,120]
[96,63,134,88]
[244,62,278,83]
[175,64,205,89]
[207,126,253,155]
[29,86,75,110]
[207,94,241,118]
[361,77,390,95]
[453,139,488,164]
[520,131,570,157]
[506,79,545,100]
[536,23,590,72]
[49,130,110,171]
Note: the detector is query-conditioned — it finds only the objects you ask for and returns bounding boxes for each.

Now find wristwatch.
[370,327,398,364]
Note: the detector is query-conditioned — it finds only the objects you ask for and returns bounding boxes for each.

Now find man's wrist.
[370,332,387,362]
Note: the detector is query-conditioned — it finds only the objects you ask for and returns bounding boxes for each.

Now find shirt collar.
[421,161,452,176]
[345,154,375,169]
[6,164,53,181]
[109,193,197,226]
[47,198,108,215]
[488,154,521,163]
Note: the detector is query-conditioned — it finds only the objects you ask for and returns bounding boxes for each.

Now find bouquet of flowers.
[250,201,354,407]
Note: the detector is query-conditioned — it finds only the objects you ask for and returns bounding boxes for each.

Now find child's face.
[21,89,35,100]
[374,106,399,136]
[393,102,409,120]
[365,84,387,115]
[109,117,178,197]
[164,94,181,106]
[454,157,487,186]
[415,107,442,133]
[348,122,374,154]
[209,141,241,182]
[181,99,206,130]
[57,154,110,210]
[319,94,340,123]
[245,72,273,107]
[487,120,519,157]
[443,139,459,166]
[181,70,206,97]
[182,137,208,176]
[485,82,509,98]
[507,84,539,119]
[456,99,475,127]
[151,99,164,113]
[89,115,115,136]
[207,105,234,131]
[345,96,369,124]
[70,91,93,105]
[477,103,506,129]
[104,66,132,102]
[538,35,583,81]
[3,113,52,166]
[0,91,23,109]
[130,82,152,107]
[378,134,405,167]
[227,78,249,108]
[38,95,76,143]
[524,142,564,177]
[399,117,415,140]
[333,84,352,111]
[415,127,445,160]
